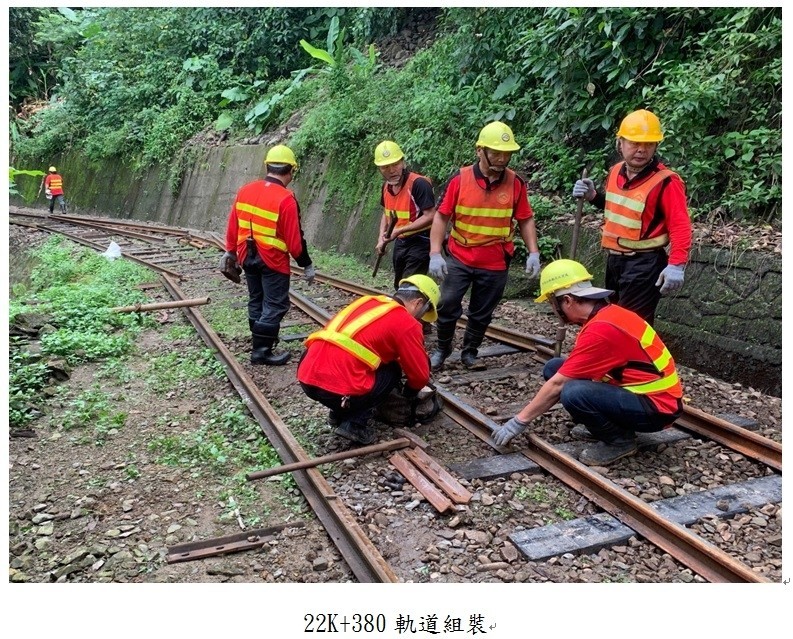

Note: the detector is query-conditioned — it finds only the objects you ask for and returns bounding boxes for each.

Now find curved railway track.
[9,209,782,583]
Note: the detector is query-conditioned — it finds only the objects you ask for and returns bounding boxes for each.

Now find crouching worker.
[492,259,683,466]
[297,275,439,445]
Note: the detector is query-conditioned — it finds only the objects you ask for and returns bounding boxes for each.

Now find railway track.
[9,209,782,583]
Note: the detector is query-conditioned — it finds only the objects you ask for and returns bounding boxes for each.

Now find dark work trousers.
[299,361,403,427]
[392,234,430,289]
[605,249,667,326]
[436,253,509,340]
[244,257,291,338]
[543,358,680,444]
[49,194,66,214]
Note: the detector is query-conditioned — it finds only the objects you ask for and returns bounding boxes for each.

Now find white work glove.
[572,178,596,201]
[525,252,541,279]
[303,264,316,284]
[492,416,530,447]
[655,264,685,295]
[219,251,237,270]
[428,253,447,280]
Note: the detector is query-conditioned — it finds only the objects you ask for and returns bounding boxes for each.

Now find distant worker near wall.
[492,259,684,467]
[297,275,438,446]
[38,166,66,214]
[427,121,541,371]
[572,109,692,326]
[373,140,436,290]
[220,144,315,366]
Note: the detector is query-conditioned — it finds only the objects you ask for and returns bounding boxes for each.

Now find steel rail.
[521,434,770,583]
[160,276,397,583]
[675,405,782,472]
[10,219,184,280]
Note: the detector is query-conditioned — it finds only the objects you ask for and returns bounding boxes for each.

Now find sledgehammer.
[246,429,429,481]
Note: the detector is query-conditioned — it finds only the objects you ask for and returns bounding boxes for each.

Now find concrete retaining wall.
[12,146,781,396]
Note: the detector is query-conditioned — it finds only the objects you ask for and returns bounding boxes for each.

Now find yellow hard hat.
[399,274,440,323]
[476,121,520,152]
[49,166,57,172]
[265,144,298,169]
[535,259,603,302]
[374,140,404,166]
[616,109,664,142]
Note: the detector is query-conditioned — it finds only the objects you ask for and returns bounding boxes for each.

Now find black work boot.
[579,437,638,466]
[460,326,486,369]
[251,334,291,366]
[334,420,376,446]
[430,326,454,372]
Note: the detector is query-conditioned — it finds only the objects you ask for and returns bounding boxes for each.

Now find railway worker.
[427,121,541,370]
[220,144,315,366]
[373,140,436,291]
[297,275,439,445]
[492,259,684,466]
[571,109,692,326]
[38,166,66,214]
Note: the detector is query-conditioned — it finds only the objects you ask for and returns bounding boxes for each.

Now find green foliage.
[146,348,225,395]
[10,7,781,223]
[9,349,49,429]
[61,385,127,444]
[8,167,45,198]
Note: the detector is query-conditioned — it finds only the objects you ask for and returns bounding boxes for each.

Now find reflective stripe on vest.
[49,177,63,190]
[235,185,290,253]
[449,165,516,246]
[589,305,682,397]
[383,173,431,238]
[304,295,400,369]
[601,165,674,251]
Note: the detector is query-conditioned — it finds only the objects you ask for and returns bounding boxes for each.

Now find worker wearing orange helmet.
[492,259,683,466]
[298,275,438,445]
[222,144,314,366]
[373,140,436,290]
[427,121,541,370]
[572,109,692,326]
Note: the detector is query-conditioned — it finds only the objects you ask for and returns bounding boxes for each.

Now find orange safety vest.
[234,182,291,253]
[602,164,675,251]
[587,305,683,398]
[305,295,401,369]
[383,172,431,238]
[47,175,64,195]
[449,165,516,247]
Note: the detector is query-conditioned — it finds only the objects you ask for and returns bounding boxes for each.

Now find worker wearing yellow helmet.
[491,259,683,466]
[298,274,438,445]
[221,144,315,366]
[38,165,67,214]
[372,140,436,292]
[572,109,692,326]
[427,121,542,370]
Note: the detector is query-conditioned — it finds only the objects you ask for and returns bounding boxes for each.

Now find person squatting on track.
[572,109,692,326]
[492,259,684,466]
[220,144,315,366]
[297,275,439,446]
[427,121,541,371]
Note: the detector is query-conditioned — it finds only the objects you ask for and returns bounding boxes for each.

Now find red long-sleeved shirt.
[297,299,430,396]
[224,176,308,274]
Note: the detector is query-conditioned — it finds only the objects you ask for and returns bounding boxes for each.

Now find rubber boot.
[251,333,291,366]
[460,326,486,369]
[430,325,454,372]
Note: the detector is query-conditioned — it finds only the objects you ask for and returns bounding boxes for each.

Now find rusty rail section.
[160,275,397,583]
[521,435,770,583]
